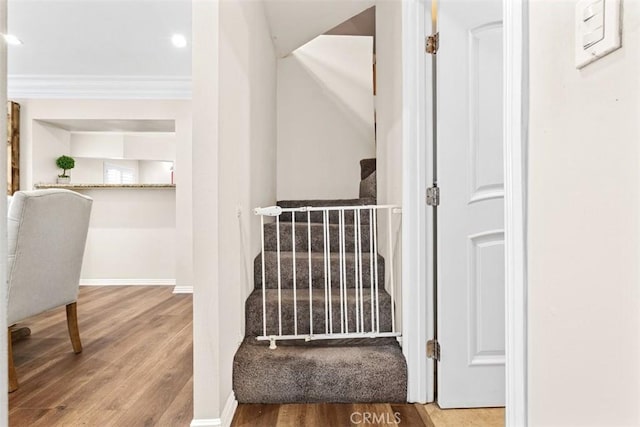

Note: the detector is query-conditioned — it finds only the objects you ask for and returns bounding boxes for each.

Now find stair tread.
[277,198,376,208]
[260,251,381,258]
[245,288,394,337]
[264,222,359,228]
[248,288,390,302]
[233,337,407,403]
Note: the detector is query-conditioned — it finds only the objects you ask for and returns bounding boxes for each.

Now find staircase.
[233,159,407,403]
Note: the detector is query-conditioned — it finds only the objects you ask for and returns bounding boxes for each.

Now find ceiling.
[5,0,373,97]
[262,0,375,57]
[325,6,375,38]
[7,0,191,77]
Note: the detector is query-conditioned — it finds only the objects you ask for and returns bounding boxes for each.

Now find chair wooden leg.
[10,326,31,343]
[8,328,18,393]
[66,303,83,354]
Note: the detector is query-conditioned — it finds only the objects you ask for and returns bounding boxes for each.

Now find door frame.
[401,0,529,424]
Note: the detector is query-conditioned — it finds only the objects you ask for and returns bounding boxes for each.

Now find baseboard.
[190,419,221,427]
[190,392,237,427]
[221,392,238,427]
[80,279,176,286]
[172,285,194,294]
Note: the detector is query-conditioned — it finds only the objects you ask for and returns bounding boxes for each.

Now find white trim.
[80,279,176,286]
[190,392,237,427]
[503,0,529,425]
[173,285,194,294]
[220,392,238,427]
[7,75,192,99]
[401,0,431,403]
[190,419,220,427]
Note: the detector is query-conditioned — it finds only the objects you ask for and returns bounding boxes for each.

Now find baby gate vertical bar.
[276,215,283,336]
[353,209,360,332]
[261,215,267,337]
[326,209,333,334]
[341,209,349,333]
[292,214,297,336]
[323,210,329,334]
[369,208,374,332]
[338,209,344,333]
[387,208,395,332]
[373,209,380,333]
[357,209,364,333]
[307,210,313,336]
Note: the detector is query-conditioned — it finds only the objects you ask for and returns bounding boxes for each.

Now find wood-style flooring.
[232,403,504,426]
[8,285,504,427]
[9,286,193,427]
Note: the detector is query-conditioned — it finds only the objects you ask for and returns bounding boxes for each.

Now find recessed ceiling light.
[2,34,23,45]
[171,34,187,48]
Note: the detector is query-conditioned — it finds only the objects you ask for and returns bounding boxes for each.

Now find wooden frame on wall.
[7,101,19,195]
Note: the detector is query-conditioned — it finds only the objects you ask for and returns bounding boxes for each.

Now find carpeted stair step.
[245,289,393,337]
[233,337,407,403]
[262,222,373,253]
[277,198,376,224]
[360,158,377,180]
[254,251,385,289]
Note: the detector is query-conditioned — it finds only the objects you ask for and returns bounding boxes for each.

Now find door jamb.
[503,0,529,425]
[401,0,432,404]
[401,0,529,421]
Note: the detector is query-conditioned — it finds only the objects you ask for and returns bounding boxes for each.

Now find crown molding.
[7,75,191,99]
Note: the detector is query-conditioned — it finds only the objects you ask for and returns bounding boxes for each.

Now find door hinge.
[426,32,439,54]
[426,186,440,207]
[427,339,441,361]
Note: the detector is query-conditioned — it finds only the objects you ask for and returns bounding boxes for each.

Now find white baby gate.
[254,204,401,349]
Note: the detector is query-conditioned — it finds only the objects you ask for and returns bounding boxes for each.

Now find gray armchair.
[7,189,92,392]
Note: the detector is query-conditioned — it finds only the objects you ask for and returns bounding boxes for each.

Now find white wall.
[375,0,403,326]
[218,0,278,411]
[70,132,124,159]
[72,158,139,184]
[123,133,175,160]
[69,132,176,163]
[192,0,277,421]
[18,99,192,287]
[277,34,375,200]
[31,121,71,183]
[192,0,221,420]
[78,188,176,281]
[139,160,173,184]
[529,3,640,426]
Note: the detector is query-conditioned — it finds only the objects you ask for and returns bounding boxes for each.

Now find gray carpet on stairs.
[233,157,407,404]
[278,198,376,223]
[244,288,393,336]
[262,222,373,253]
[254,251,385,289]
[360,158,377,180]
[359,170,377,199]
[233,337,407,403]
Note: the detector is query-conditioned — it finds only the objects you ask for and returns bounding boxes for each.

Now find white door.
[436,0,505,408]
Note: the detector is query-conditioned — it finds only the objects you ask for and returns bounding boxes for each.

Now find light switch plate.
[575,0,622,69]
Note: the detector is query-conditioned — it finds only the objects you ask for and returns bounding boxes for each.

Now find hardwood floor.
[232,403,433,427]
[9,286,193,427]
[8,286,504,427]
[423,404,504,427]
[232,403,504,426]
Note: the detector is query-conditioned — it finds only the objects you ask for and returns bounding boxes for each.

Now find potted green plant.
[56,155,75,184]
